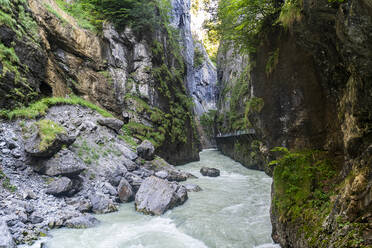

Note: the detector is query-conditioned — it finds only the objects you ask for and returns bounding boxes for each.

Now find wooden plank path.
[216,129,256,138]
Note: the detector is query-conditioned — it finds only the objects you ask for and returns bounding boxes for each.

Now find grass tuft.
[35,119,66,151]
[0,95,114,120]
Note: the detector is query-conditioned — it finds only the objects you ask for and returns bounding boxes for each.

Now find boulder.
[123,157,138,172]
[29,213,44,224]
[25,131,75,158]
[200,167,220,177]
[135,176,188,215]
[167,170,188,182]
[89,193,117,214]
[184,184,202,192]
[64,215,100,229]
[117,178,133,202]
[36,149,86,177]
[114,143,138,161]
[97,117,124,133]
[46,177,73,196]
[0,220,15,248]
[154,170,168,179]
[136,140,155,160]
[125,173,143,192]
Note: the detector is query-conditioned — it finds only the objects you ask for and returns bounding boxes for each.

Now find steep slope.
[216,0,372,247]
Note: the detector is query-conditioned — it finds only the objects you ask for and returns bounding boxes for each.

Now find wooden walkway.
[216,129,256,138]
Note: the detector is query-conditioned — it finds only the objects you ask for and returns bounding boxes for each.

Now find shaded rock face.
[216,0,372,247]
[35,149,86,177]
[46,177,74,197]
[135,176,188,215]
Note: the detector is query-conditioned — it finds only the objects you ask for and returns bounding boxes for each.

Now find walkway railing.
[216,129,256,138]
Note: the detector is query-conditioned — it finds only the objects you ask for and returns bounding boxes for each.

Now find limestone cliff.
[216,0,372,246]
[0,0,201,164]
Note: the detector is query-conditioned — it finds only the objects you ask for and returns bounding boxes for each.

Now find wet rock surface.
[135,176,188,215]
[0,105,196,245]
[200,167,220,177]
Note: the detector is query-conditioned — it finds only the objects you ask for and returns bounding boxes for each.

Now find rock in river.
[200,167,220,177]
[135,176,188,215]
[64,215,100,229]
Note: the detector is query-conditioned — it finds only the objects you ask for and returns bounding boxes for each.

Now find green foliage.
[0,95,114,119]
[277,0,302,29]
[194,45,204,68]
[271,148,336,221]
[35,119,66,151]
[44,3,68,25]
[199,109,217,138]
[54,0,97,31]
[55,0,170,35]
[0,43,21,81]
[0,169,17,192]
[118,126,138,149]
[265,48,280,76]
[217,0,276,53]
[244,97,264,125]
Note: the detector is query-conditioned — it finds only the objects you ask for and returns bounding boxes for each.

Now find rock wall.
[216,0,372,246]
[0,0,201,164]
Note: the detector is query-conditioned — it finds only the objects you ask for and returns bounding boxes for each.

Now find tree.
[217,0,277,52]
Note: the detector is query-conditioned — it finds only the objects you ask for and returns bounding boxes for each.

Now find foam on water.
[44,150,278,248]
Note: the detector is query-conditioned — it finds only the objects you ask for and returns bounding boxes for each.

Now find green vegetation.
[118,126,138,149]
[277,0,302,29]
[271,148,336,220]
[44,3,68,25]
[53,0,169,35]
[270,148,335,243]
[199,110,216,138]
[54,0,96,31]
[217,0,276,53]
[194,45,204,68]
[265,48,280,76]
[270,147,370,247]
[0,95,114,119]
[35,119,66,151]
[0,169,17,192]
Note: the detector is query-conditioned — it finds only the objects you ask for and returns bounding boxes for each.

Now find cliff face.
[217,0,372,246]
[0,0,203,164]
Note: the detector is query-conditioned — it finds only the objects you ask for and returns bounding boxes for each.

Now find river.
[33,149,279,248]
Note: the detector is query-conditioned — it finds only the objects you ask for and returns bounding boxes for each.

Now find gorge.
[0,0,371,247]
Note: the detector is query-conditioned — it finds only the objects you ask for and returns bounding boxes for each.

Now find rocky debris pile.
[200,167,220,177]
[135,176,188,215]
[0,105,199,246]
[0,220,16,248]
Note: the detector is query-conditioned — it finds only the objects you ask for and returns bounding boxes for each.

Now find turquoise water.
[42,150,279,248]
